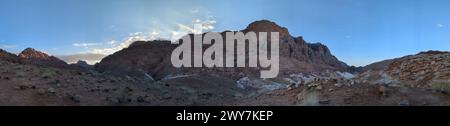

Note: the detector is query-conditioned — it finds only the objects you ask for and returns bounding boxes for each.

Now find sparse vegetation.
[297,89,319,106]
[431,80,450,94]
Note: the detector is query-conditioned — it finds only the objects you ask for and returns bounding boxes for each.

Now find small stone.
[125,87,133,92]
[344,98,352,104]
[36,89,46,95]
[47,87,56,94]
[328,88,334,92]
[421,101,428,106]
[162,92,172,99]
[287,84,295,90]
[315,85,323,90]
[15,85,29,90]
[69,94,81,103]
[319,100,330,104]
[398,100,410,106]
[107,97,121,104]
[137,96,147,103]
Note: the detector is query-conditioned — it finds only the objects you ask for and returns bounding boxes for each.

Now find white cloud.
[57,53,106,65]
[107,40,117,45]
[0,45,17,49]
[437,23,444,28]
[149,31,160,40]
[73,10,217,56]
[89,32,150,55]
[72,43,101,47]
[169,17,217,41]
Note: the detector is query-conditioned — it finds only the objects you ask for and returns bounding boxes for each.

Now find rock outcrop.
[387,51,450,88]
[361,50,450,91]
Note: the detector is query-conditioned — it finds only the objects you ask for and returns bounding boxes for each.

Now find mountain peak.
[417,50,449,55]
[243,20,289,36]
[18,47,68,67]
[19,47,51,59]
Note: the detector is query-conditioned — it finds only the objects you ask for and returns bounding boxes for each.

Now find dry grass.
[431,80,450,94]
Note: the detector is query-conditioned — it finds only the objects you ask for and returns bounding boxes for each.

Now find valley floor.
[1,60,450,106]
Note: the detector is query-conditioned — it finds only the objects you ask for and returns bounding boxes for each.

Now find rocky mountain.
[18,48,69,68]
[69,60,93,69]
[57,53,106,65]
[0,48,69,68]
[242,20,348,71]
[95,20,348,80]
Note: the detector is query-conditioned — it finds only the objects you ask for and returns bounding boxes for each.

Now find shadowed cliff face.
[0,49,20,63]
[95,41,177,80]
[95,20,348,80]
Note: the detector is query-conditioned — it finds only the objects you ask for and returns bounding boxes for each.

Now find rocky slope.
[0,58,248,106]
[96,20,348,80]
[387,51,450,89]
[0,49,20,63]
[2,55,449,106]
[95,41,177,80]
[360,50,450,92]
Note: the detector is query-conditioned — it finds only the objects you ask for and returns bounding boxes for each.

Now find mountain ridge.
[95,20,349,79]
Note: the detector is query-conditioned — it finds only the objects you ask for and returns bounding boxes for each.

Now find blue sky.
[0,0,449,66]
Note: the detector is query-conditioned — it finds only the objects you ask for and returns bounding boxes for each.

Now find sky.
[0,0,449,66]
